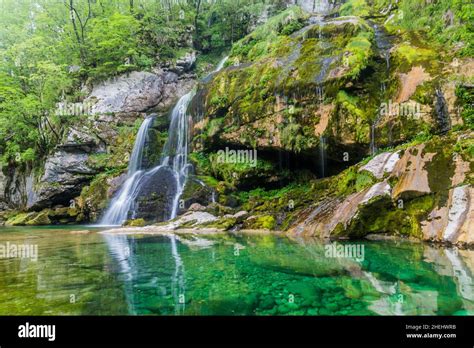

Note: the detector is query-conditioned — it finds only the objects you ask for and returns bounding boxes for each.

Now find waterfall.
[370,107,384,155]
[100,56,229,225]
[213,56,228,73]
[316,84,326,177]
[100,117,154,225]
[319,136,326,178]
[370,123,377,155]
[161,91,195,220]
[128,117,154,175]
[316,85,324,103]
[435,88,451,133]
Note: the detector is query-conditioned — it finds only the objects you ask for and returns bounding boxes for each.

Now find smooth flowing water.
[160,91,195,220]
[100,116,154,225]
[0,225,472,316]
[101,56,229,225]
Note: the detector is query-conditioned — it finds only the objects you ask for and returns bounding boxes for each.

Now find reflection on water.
[0,225,472,315]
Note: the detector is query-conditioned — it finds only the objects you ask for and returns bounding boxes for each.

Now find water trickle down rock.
[101,57,229,225]
[435,88,451,133]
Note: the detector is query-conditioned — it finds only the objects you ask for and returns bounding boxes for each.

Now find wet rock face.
[0,167,7,210]
[287,135,473,247]
[359,151,400,179]
[170,51,196,75]
[86,70,195,115]
[391,144,435,200]
[421,185,473,245]
[29,150,98,210]
[133,166,178,223]
[193,12,376,161]
[289,180,391,239]
[285,0,338,14]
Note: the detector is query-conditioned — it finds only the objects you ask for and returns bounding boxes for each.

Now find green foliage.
[0,0,271,167]
[86,13,142,79]
[382,0,473,57]
[340,0,371,17]
[231,6,307,62]
[455,85,474,129]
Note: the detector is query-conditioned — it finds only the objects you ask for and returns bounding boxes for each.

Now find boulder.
[289,180,391,238]
[86,70,196,115]
[171,51,196,75]
[188,203,206,211]
[422,185,473,245]
[29,150,97,210]
[359,151,400,179]
[391,144,435,199]
[133,166,178,222]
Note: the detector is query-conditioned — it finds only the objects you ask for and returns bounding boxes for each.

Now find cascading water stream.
[100,117,154,225]
[100,56,229,225]
[128,117,154,175]
[161,91,195,220]
[368,21,393,155]
[316,84,326,177]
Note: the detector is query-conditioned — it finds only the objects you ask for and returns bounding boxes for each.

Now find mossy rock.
[25,212,52,226]
[5,212,37,226]
[124,218,146,227]
[195,12,376,160]
[77,173,113,222]
[198,217,237,230]
[244,215,277,230]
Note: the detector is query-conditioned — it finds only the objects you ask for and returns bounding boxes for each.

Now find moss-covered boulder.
[25,210,51,226]
[5,212,37,226]
[76,174,114,222]
[287,132,473,246]
[192,9,377,161]
[124,218,146,227]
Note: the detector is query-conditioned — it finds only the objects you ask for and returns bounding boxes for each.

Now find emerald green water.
[0,225,472,315]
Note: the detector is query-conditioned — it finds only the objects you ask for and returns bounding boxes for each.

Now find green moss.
[344,31,373,78]
[208,151,280,189]
[6,210,51,226]
[393,43,438,72]
[5,212,36,226]
[424,135,456,206]
[77,173,112,222]
[334,165,376,197]
[124,218,146,227]
[199,217,237,230]
[245,215,277,230]
[340,0,370,17]
[342,194,436,239]
[25,211,51,226]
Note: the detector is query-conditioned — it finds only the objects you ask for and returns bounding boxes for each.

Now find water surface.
[0,226,472,315]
